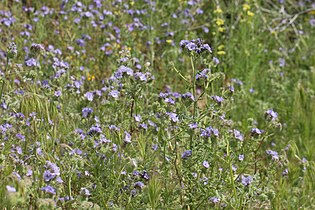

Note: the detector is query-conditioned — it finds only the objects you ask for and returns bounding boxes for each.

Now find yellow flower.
[216,18,224,26]
[243,4,250,11]
[214,7,223,14]
[218,45,224,50]
[247,11,254,17]
[217,51,226,55]
[130,1,135,6]
[218,27,225,32]
[87,73,95,81]
[307,10,315,15]
[166,40,173,44]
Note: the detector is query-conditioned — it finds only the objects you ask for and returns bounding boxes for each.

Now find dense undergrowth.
[0,0,315,209]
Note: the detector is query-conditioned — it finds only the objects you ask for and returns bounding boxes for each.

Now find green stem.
[0,56,9,104]
[190,56,197,119]
[227,140,238,206]
[190,56,197,149]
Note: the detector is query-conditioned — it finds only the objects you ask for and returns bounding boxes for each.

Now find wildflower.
[209,196,220,203]
[182,92,194,101]
[124,131,131,143]
[41,185,56,195]
[241,175,253,186]
[141,170,150,180]
[16,133,25,141]
[251,128,263,136]
[7,42,17,59]
[84,92,94,101]
[82,107,93,118]
[188,122,198,129]
[212,95,224,104]
[108,90,119,98]
[203,161,210,168]
[87,125,102,136]
[81,188,91,196]
[166,112,179,122]
[213,57,220,65]
[134,114,141,122]
[266,149,279,160]
[181,150,192,159]
[233,129,244,141]
[180,39,212,54]
[134,181,145,189]
[265,109,278,121]
[216,18,224,26]
[25,58,38,67]
[44,170,56,182]
[247,11,254,17]
[196,68,209,80]
[54,90,62,97]
[6,185,16,193]
[46,161,60,176]
[152,144,158,151]
[242,4,251,11]
[201,126,219,137]
[239,154,244,161]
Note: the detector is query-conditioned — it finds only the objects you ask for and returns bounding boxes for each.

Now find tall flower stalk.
[0,42,17,103]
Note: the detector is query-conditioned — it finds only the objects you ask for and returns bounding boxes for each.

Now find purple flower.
[54,90,62,97]
[166,112,179,122]
[181,150,192,159]
[82,107,93,118]
[46,161,60,175]
[134,114,141,122]
[239,154,244,161]
[265,109,278,121]
[108,90,119,98]
[84,92,94,101]
[241,175,253,186]
[266,149,279,160]
[43,170,56,182]
[41,185,56,194]
[200,126,219,137]
[152,144,158,151]
[196,68,209,80]
[87,125,102,135]
[16,133,25,141]
[279,58,285,67]
[251,128,263,136]
[76,38,85,47]
[209,196,220,204]
[180,39,212,54]
[233,129,244,141]
[182,92,194,101]
[282,168,288,176]
[188,122,198,129]
[186,42,197,51]
[203,161,210,168]
[212,95,224,104]
[25,58,38,67]
[134,181,145,189]
[6,185,16,193]
[213,57,220,65]
[81,188,91,196]
[124,131,131,143]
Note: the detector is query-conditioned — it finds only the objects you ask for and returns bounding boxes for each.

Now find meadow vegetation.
[0,0,315,209]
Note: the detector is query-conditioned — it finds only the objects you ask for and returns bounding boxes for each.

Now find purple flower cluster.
[200,126,219,137]
[180,38,212,54]
[265,109,278,121]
